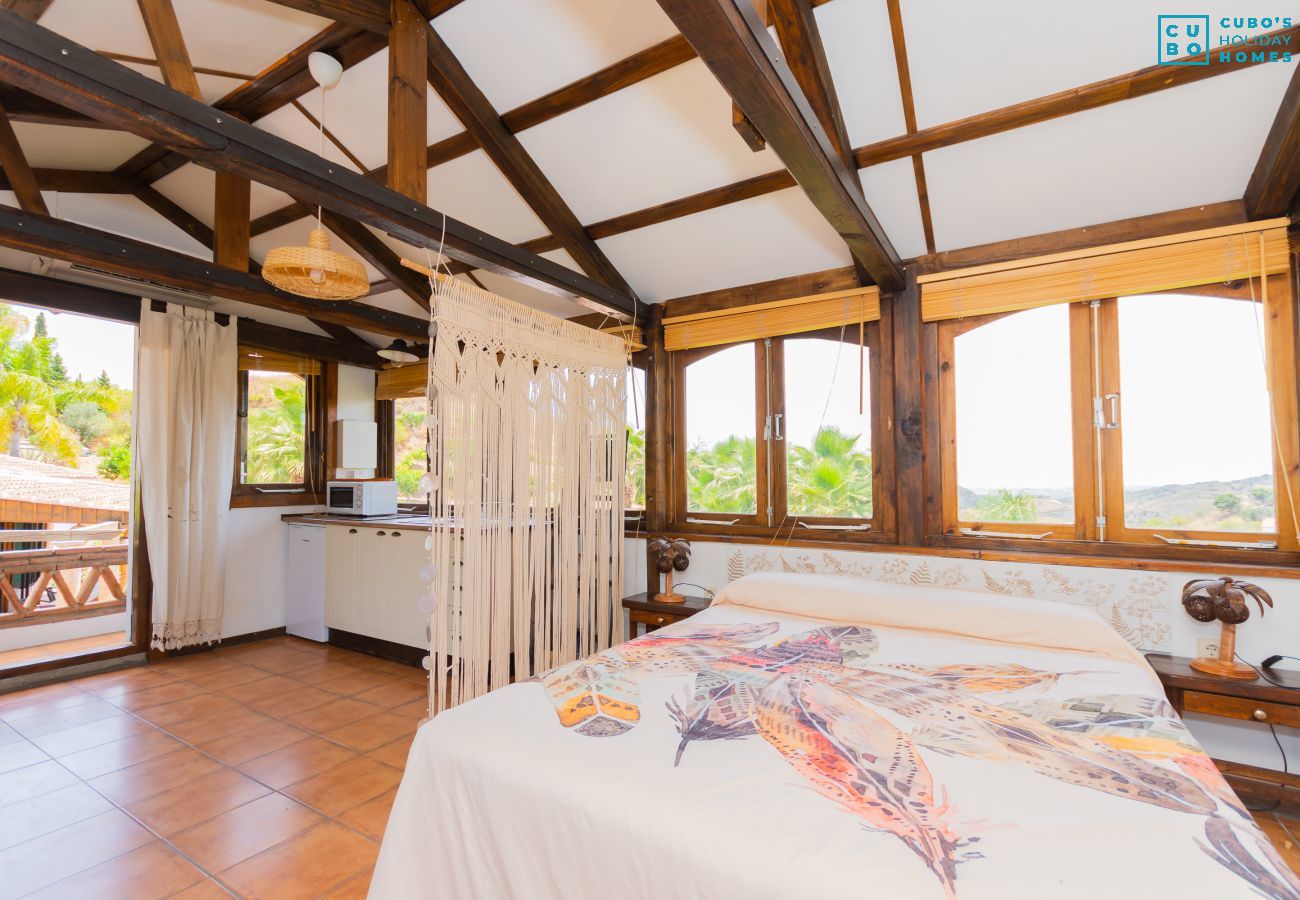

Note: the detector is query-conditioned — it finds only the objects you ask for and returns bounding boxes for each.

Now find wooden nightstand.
[1146,652,1300,810]
[623,592,710,638]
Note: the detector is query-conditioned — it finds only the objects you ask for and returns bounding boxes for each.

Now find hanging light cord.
[315,85,327,230]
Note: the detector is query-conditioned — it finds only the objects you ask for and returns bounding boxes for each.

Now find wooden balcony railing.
[0,523,129,626]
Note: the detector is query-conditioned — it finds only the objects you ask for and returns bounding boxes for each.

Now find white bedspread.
[371,574,1299,899]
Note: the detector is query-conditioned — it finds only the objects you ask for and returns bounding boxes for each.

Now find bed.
[370,573,1300,899]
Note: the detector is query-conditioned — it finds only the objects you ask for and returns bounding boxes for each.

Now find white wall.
[626,536,1300,772]
[334,366,377,479]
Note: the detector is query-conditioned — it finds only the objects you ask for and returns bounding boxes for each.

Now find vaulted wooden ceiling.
[0,0,1295,351]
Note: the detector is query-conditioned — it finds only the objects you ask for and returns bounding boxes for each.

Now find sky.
[10,303,136,389]
[664,293,1275,493]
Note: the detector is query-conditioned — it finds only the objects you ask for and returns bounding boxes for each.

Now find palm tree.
[687,435,757,513]
[246,383,306,483]
[787,426,872,518]
[970,488,1038,522]
[625,427,645,508]
[0,306,82,463]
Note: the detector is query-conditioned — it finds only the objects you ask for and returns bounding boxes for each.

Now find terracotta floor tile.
[89,746,224,805]
[246,685,336,719]
[0,682,95,718]
[164,706,273,745]
[107,680,209,713]
[1256,812,1300,875]
[351,679,427,710]
[389,697,430,718]
[58,729,185,780]
[367,734,415,770]
[0,782,112,850]
[242,649,323,675]
[0,737,47,774]
[356,658,422,680]
[285,698,383,733]
[216,674,297,705]
[276,659,366,683]
[171,792,323,873]
[6,697,123,736]
[76,666,177,699]
[176,662,269,690]
[236,735,357,790]
[337,787,397,841]
[218,821,379,900]
[154,653,247,680]
[282,756,402,817]
[0,759,79,808]
[323,871,374,898]
[25,840,207,900]
[313,670,399,696]
[197,718,310,766]
[323,712,418,753]
[133,693,241,728]
[0,809,154,897]
[30,714,156,758]
[126,768,270,836]
[170,878,235,899]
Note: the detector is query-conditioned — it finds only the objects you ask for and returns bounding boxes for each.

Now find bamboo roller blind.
[663,287,881,351]
[919,219,1290,322]
[238,346,321,375]
[376,364,427,400]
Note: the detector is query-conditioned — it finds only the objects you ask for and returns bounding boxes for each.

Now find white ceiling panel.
[858,157,928,260]
[819,0,908,147]
[254,104,366,175]
[435,0,678,114]
[296,49,465,172]
[41,0,328,92]
[13,123,150,172]
[903,0,1300,129]
[596,187,851,303]
[924,63,1296,251]
[518,59,787,225]
[471,250,592,320]
[426,150,549,245]
[53,193,209,258]
[154,164,297,227]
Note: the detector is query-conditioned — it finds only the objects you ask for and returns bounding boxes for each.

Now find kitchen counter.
[281,512,433,530]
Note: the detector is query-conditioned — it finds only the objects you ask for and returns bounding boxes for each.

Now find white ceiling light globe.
[307,52,343,89]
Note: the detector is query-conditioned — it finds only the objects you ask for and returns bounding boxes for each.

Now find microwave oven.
[326,480,399,517]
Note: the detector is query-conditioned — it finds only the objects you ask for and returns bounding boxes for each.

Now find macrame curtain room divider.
[423,275,628,713]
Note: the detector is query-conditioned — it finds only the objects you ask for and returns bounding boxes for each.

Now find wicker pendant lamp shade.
[261,51,368,302]
[263,226,368,300]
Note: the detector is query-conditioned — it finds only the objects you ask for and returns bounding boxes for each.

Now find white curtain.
[427,277,627,712]
[137,300,238,650]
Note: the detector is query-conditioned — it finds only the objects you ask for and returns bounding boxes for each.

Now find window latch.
[1093,393,1120,430]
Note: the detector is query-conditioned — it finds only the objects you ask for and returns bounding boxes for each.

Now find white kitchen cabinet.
[322,523,430,650]
[286,524,326,641]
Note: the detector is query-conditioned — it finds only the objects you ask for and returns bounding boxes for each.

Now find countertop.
[281,512,433,530]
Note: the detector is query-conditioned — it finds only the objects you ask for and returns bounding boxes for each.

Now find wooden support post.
[890,265,924,546]
[388,0,427,202]
[214,171,251,271]
[0,99,46,214]
[643,305,670,597]
[134,0,202,101]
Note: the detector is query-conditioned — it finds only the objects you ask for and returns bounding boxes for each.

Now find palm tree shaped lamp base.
[648,537,691,605]
[1182,577,1273,682]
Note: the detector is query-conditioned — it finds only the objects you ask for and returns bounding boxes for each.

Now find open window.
[376,363,429,511]
[625,362,646,530]
[932,222,1298,553]
[667,289,892,539]
[233,347,325,506]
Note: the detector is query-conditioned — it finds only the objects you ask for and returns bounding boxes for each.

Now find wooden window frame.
[385,394,432,514]
[231,360,327,508]
[624,351,648,536]
[667,323,896,544]
[934,276,1300,557]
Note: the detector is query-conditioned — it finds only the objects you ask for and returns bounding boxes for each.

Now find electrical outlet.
[1197,637,1220,658]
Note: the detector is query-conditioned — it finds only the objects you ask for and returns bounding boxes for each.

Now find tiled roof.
[0,454,129,512]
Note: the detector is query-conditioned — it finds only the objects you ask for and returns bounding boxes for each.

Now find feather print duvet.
[370,573,1300,899]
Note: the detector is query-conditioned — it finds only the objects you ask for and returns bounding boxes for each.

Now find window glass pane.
[626,367,645,511]
[954,305,1074,524]
[1118,294,1274,533]
[243,371,306,484]
[782,337,872,518]
[394,396,428,503]
[685,343,757,514]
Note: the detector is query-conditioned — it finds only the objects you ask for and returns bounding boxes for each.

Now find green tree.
[245,381,305,483]
[971,488,1038,523]
[0,305,81,462]
[625,427,645,508]
[1213,493,1241,514]
[787,426,872,518]
[686,435,757,514]
[62,400,111,445]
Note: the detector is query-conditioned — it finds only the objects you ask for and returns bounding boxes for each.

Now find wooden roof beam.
[422,20,640,302]
[655,0,903,290]
[0,14,637,319]
[1246,63,1300,218]
[259,0,391,33]
[319,209,431,310]
[0,203,427,337]
[0,87,105,128]
[388,0,427,202]
[0,0,51,21]
[0,99,48,214]
[134,0,203,101]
